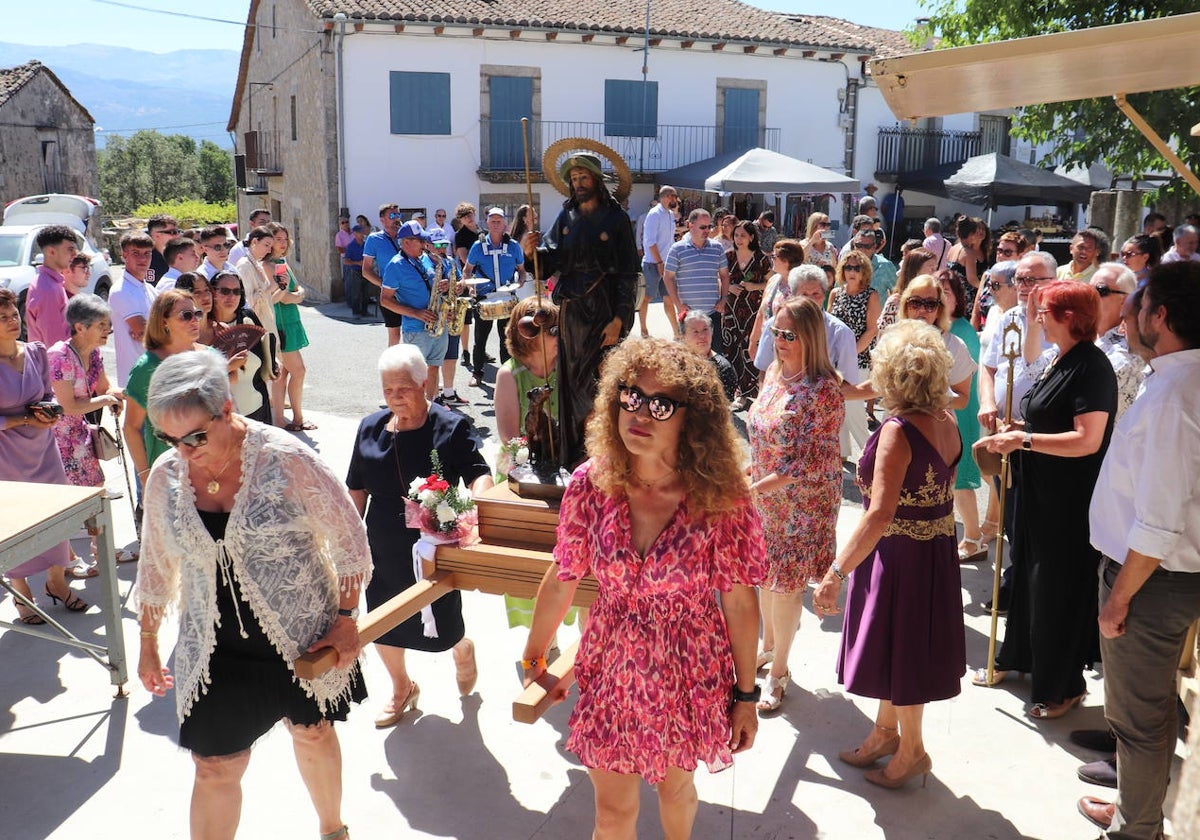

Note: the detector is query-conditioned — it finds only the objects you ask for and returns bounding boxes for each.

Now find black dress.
[995,341,1116,705]
[179,510,367,758]
[346,405,490,651]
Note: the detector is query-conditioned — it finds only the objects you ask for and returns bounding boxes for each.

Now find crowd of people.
[6,188,1200,840]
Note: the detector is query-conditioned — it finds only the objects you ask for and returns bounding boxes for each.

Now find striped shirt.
[665,237,725,310]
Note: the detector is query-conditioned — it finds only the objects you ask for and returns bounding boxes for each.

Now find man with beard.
[523,151,638,467]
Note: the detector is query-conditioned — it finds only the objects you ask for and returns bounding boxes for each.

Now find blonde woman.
[827,251,880,461]
[799,212,837,266]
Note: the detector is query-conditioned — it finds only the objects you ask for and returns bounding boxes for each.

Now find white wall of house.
[339,27,856,226]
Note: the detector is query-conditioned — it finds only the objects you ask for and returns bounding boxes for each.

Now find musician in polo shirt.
[463,207,526,385]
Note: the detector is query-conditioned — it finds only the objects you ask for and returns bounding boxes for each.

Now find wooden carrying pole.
[513,640,579,724]
[985,320,1023,684]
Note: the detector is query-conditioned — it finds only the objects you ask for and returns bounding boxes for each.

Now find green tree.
[918,2,1199,200]
[197,141,235,204]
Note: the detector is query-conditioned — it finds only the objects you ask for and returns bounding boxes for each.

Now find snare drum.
[477,291,517,320]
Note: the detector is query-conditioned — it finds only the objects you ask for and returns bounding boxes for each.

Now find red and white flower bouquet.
[404,450,478,546]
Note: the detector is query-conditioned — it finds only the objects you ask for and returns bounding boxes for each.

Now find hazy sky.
[7,0,929,53]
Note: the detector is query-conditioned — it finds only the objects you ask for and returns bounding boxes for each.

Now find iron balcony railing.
[243,130,283,175]
[480,120,780,173]
[875,126,981,176]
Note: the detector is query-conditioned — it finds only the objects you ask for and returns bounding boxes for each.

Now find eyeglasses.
[853,242,874,250]
[1015,275,1054,286]
[435,213,446,219]
[905,296,941,313]
[697,224,714,231]
[174,309,205,322]
[987,279,1015,290]
[617,384,687,421]
[1094,284,1128,298]
[153,417,217,449]
[769,326,797,342]
[996,247,1018,257]
[387,212,402,220]
[842,265,863,273]
[206,242,230,251]
[215,287,241,297]
[516,312,559,341]
[1119,250,1144,260]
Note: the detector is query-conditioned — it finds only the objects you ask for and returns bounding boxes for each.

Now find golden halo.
[542,137,633,204]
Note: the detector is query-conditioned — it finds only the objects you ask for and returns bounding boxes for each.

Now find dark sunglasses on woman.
[617,384,687,421]
[1094,285,1127,298]
[905,297,941,313]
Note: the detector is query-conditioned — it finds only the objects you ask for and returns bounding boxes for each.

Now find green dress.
[271,260,310,353]
[950,316,982,490]
[496,358,576,629]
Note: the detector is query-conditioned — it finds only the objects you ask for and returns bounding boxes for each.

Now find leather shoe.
[1077,796,1114,830]
[1077,757,1117,788]
[1070,728,1117,753]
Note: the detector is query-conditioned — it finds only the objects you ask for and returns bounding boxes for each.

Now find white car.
[0,194,112,337]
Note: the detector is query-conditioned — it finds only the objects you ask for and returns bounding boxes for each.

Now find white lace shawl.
[134,421,372,722]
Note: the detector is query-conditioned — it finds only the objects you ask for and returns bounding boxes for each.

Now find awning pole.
[1113,94,1200,195]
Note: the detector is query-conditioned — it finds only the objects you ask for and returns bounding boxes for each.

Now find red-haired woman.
[977,281,1116,720]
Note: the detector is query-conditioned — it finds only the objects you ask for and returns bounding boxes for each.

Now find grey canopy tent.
[895,153,1094,208]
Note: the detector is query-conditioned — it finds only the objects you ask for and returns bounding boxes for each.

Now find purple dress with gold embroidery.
[836,416,966,706]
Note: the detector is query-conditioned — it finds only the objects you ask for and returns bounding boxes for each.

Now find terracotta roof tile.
[303,0,898,49]
[0,61,44,109]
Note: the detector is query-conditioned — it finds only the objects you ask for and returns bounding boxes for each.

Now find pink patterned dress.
[554,461,767,784]
[747,371,844,591]
[46,340,106,488]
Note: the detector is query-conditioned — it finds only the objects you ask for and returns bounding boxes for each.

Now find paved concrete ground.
[1,300,1188,839]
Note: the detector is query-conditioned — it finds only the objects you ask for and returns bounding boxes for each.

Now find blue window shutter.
[604,79,657,138]
[389,71,451,134]
[489,76,533,169]
[722,88,759,152]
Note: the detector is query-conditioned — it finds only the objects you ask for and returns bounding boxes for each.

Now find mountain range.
[0,42,240,148]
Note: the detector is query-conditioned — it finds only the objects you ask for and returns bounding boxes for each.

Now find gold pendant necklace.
[199,437,241,495]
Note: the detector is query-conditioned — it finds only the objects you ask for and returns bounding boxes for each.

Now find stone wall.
[0,71,97,208]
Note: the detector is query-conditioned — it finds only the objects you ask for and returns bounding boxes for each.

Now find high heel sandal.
[374,682,420,729]
[864,753,933,789]
[971,667,1023,687]
[755,648,775,671]
[44,585,88,612]
[756,672,788,713]
[320,825,349,840]
[980,519,1001,543]
[838,725,901,767]
[1028,692,1086,720]
[14,604,46,625]
[957,537,988,563]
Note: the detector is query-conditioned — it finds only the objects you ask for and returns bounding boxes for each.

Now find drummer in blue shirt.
[463,207,526,386]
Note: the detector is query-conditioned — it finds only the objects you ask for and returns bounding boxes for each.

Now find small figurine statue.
[524,384,558,479]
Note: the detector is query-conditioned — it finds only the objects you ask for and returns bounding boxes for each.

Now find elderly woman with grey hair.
[47,294,125,576]
[346,344,492,728]
[135,350,370,840]
[680,310,737,403]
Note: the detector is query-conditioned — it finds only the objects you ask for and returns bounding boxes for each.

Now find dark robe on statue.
[539,197,638,467]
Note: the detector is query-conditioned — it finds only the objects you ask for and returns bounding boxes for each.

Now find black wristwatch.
[1022,430,1033,451]
[337,607,359,620]
[731,684,761,704]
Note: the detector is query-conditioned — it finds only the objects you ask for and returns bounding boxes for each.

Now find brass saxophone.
[447,260,471,336]
[425,254,448,336]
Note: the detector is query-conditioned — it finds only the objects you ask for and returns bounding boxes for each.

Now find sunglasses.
[617,384,687,422]
[842,265,863,273]
[516,313,559,340]
[987,278,1015,290]
[697,224,714,231]
[153,417,217,449]
[817,221,831,228]
[1119,250,1144,260]
[853,242,874,250]
[215,287,241,296]
[906,296,941,313]
[387,212,402,220]
[1015,275,1052,286]
[769,325,797,342]
[996,247,1018,257]
[1094,284,1128,298]
[206,242,230,251]
[175,309,205,322]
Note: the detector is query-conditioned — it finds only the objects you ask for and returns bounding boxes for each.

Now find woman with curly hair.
[522,338,766,839]
[814,319,966,789]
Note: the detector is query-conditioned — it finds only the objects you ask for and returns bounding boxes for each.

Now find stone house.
[0,61,98,209]
[228,0,922,300]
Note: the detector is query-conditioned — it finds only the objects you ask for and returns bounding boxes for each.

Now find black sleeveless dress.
[178,509,367,757]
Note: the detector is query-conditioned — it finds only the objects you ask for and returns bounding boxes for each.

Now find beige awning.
[870,13,1200,122]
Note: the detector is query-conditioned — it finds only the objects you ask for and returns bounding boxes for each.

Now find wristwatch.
[337,607,359,620]
[1022,430,1033,451]
[731,684,762,704]
[831,563,847,582]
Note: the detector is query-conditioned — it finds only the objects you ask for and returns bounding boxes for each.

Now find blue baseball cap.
[397,220,431,241]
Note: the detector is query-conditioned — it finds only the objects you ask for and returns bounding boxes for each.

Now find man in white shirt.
[1079,261,1200,840]
[108,233,159,386]
[922,217,949,271]
[424,208,451,243]
[156,237,201,291]
[228,208,270,265]
[1160,224,1199,264]
[641,185,680,336]
[198,225,236,279]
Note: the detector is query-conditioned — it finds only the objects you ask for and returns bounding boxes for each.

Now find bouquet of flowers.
[495,436,530,478]
[404,450,478,545]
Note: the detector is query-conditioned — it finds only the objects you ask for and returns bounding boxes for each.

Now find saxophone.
[426,254,448,336]
[447,260,471,336]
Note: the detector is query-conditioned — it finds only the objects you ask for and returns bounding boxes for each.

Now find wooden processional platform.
[294,484,588,723]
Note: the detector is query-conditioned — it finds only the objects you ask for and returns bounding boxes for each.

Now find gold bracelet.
[140,630,157,639]
[520,656,547,671]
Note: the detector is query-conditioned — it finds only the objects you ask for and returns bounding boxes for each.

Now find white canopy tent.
[658,148,859,194]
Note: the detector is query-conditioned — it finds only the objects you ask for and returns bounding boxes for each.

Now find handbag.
[90,420,119,461]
